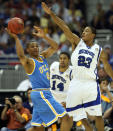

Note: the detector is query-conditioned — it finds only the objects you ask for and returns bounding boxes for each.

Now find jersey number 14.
[51,81,64,91]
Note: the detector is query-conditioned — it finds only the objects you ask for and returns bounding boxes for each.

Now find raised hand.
[42,2,52,15]
[5,28,18,39]
[32,26,46,38]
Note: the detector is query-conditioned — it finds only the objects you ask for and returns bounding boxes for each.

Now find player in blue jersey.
[6,26,68,131]
[42,2,113,131]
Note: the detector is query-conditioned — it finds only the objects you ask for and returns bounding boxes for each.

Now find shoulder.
[50,61,59,71]
[76,39,85,47]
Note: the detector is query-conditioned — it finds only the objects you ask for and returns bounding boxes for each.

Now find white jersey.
[71,39,102,81]
[50,62,73,103]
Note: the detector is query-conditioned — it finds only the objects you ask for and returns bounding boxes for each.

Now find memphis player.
[6,26,68,131]
[42,2,113,131]
[50,52,73,130]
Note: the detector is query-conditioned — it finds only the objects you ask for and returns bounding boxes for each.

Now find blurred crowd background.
[0,0,113,130]
[0,0,113,55]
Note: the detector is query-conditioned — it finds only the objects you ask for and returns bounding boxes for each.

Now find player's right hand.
[5,28,18,39]
[32,26,46,38]
[42,2,52,15]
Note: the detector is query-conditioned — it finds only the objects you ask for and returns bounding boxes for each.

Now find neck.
[59,66,69,73]
[31,55,40,60]
[85,40,94,47]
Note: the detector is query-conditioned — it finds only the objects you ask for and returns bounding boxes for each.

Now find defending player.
[50,52,73,130]
[6,26,68,131]
[42,2,113,131]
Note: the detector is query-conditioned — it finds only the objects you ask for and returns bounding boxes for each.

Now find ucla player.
[6,26,67,131]
[50,52,73,130]
[42,2,113,131]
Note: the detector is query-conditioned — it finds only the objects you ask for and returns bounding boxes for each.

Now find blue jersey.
[27,56,50,89]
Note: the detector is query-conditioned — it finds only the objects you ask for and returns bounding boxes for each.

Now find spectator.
[1,95,31,131]
[23,88,33,114]
[100,80,113,129]
[23,88,33,130]
[105,2,113,29]
[0,26,9,54]
[110,81,113,90]
[91,3,105,29]
[100,77,112,114]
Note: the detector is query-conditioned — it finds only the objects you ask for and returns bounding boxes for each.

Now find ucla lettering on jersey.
[27,56,50,89]
[50,62,73,103]
[71,39,102,80]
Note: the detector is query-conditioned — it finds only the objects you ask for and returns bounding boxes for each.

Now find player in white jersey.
[50,52,73,131]
[50,52,72,104]
[42,2,113,131]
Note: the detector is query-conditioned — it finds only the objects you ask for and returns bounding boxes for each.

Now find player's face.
[81,27,95,42]
[59,54,69,68]
[27,42,39,57]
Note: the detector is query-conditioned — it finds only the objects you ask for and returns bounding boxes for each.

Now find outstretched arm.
[6,29,34,74]
[42,2,80,50]
[33,26,58,58]
[100,50,113,80]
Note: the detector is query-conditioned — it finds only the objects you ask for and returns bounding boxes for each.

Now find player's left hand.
[32,26,46,38]
[42,2,52,15]
[61,102,66,108]
[5,28,18,39]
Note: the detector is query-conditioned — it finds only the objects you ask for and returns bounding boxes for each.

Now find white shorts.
[66,79,102,121]
[51,90,67,103]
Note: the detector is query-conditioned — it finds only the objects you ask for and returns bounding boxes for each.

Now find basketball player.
[50,52,73,130]
[6,26,68,131]
[42,2,113,131]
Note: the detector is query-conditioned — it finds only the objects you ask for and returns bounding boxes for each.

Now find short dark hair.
[99,77,110,84]
[26,40,38,49]
[59,52,70,59]
[88,26,96,35]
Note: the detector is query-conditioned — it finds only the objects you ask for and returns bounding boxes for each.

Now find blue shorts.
[30,90,66,127]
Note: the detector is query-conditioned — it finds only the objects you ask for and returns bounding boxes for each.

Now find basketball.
[8,17,24,34]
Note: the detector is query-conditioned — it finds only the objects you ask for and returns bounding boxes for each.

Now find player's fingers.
[32,32,37,36]
[33,26,41,31]
[42,2,46,7]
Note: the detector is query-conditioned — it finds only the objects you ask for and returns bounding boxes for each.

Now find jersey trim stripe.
[97,47,101,63]
[31,122,42,126]
[95,46,101,80]
[66,83,101,112]
[27,59,35,75]
[69,70,72,80]
[40,91,66,127]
